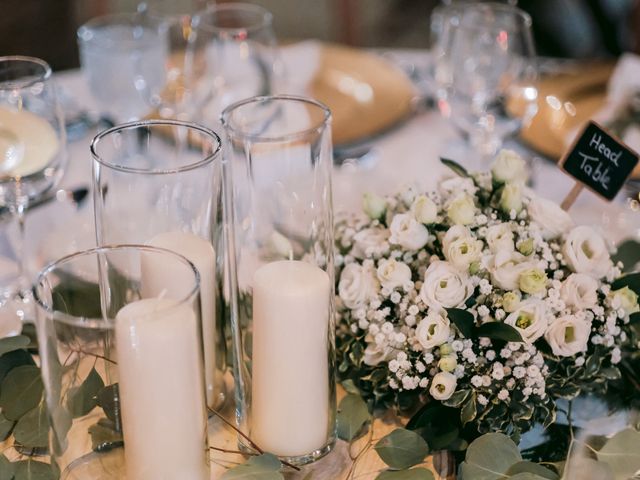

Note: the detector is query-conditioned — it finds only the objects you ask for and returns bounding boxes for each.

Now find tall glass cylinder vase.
[221,95,336,465]
[91,120,226,409]
[33,245,209,480]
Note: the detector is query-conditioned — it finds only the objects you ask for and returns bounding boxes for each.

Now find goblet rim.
[90,119,222,175]
[220,94,332,143]
[32,244,201,328]
[456,2,533,29]
[192,2,273,35]
[77,11,168,43]
[0,56,52,90]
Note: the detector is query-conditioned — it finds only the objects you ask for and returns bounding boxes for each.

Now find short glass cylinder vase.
[91,119,226,410]
[33,245,210,480]
[221,95,336,466]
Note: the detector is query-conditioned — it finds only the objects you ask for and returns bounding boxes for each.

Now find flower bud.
[500,183,523,214]
[491,149,527,184]
[517,238,535,256]
[412,195,438,224]
[447,194,476,225]
[518,268,547,294]
[609,286,639,315]
[362,192,386,220]
[438,355,458,372]
[502,291,521,313]
[439,343,454,356]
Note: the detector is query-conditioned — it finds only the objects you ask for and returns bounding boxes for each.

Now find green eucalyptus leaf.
[599,367,621,380]
[0,365,43,420]
[475,322,523,342]
[0,349,36,385]
[88,419,124,453]
[508,474,552,480]
[506,461,559,479]
[374,428,430,470]
[376,468,434,480]
[0,454,15,479]
[446,308,475,339]
[0,336,30,356]
[596,428,640,479]
[13,459,56,480]
[220,453,283,480]
[13,402,49,448]
[337,394,370,441]
[612,239,640,272]
[564,457,614,480]
[0,411,15,441]
[440,158,470,178]
[67,368,104,418]
[611,272,640,296]
[460,433,521,480]
[460,393,477,425]
[442,389,471,408]
[341,379,360,395]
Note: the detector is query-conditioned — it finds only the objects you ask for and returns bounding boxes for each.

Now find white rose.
[489,251,532,291]
[562,226,610,279]
[504,299,549,343]
[389,213,430,251]
[362,192,386,219]
[415,312,451,350]
[363,340,395,366]
[446,193,476,225]
[338,263,380,309]
[544,315,591,357]
[609,286,640,315]
[500,183,523,213]
[491,149,527,184]
[351,227,390,259]
[561,273,599,310]
[528,196,574,240]
[439,176,476,197]
[430,371,457,400]
[442,226,483,271]
[420,260,473,310]
[376,259,412,290]
[485,223,514,253]
[411,195,438,224]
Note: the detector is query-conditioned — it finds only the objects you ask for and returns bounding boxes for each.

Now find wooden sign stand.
[560,183,584,211]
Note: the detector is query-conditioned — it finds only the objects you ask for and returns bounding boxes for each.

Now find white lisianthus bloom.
[489,251,532,291]
[562,226,610,279]
[518,268,547,294]
[415,313,451,350]
[609,286,640,315]
[362,192,386,220]
[363,340,395,366]
[504,299,549,343]
[502,291,521,313]
[376,258,412,290]
[351,227,390,259]
[389,213,430,251]
[429,371,457,400]
[544,315,591,357]
[446,193,476,225]
[500,183,523,213]
[438,355,457,372]
[527,196,574,240]
[338,263,380,309]
[411,195,438,224]
[561,273,599,310]
[420,260,473,309]
[485,223,514,253]
[442,226,483,271]
[491,149,527,184]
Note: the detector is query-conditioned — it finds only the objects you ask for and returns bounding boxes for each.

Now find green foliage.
[0,349,35,385]
[12,459,56,480]
[336,394,370,441]
[440,158,470,178]
[610,272,640,296]
[505,461,558,479]
[446,308,475,338]
[0,365,43,420]
[0,455,15,479]
[67,368,104,418]
[374,428,430,470]
[220,453,283,480]
[0,336,30,356]
[459,433,522,479]
[475,322,523,342]
[0,411,15,441]
[13,402,50,448]
[375,468,434,479]
[595,428,640,479]
[612,239,640,273]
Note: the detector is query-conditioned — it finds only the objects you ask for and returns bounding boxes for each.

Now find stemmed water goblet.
[0,56,67,326]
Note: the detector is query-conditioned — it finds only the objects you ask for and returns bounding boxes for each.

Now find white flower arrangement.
[335,151,640,439]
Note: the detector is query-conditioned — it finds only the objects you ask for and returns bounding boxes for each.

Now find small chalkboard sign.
[561,121,639,201]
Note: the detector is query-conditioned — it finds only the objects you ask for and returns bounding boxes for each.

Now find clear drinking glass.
[91,120,226,410]
[0,56,67,322]
[222,95,336,466]
[186,3,280,126]
[34,245,210,480]
[77,13,170,122]
[435,3,537,158]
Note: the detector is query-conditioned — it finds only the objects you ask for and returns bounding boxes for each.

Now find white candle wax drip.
[115,298,209,480]
[251,260,331,457]
[144,232,218,408]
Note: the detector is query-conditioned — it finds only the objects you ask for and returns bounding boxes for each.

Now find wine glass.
[186,3,281,126]
[0,56,67,323]
[77,12,170,122]
[435,3,537,163]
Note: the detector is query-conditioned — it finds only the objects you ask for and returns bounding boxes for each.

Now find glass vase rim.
[455,2,533,28]
[78,11,167,34]
[91,119,223,175]
[193,2,273,35]
[32,244,201,329]
[220,94,332,143]
[0,56,52,90]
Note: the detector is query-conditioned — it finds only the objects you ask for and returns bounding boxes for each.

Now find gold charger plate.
[308,44,416,146]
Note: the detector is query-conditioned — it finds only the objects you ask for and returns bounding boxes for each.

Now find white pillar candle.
[115,298,209,480]
[251,260,331,457]
[143,232,218,408]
